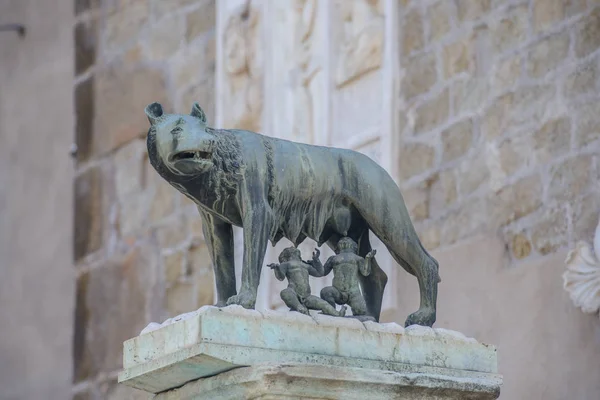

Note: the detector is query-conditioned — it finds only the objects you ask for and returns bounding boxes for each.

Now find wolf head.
[145,102,216,176]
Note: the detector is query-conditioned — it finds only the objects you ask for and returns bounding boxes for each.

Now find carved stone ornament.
[144,102,440,327]
[563,215,600,316]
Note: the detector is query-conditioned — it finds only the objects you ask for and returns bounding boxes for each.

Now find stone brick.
[563,57,599,99]
[170,38,214,89]
[549,155,593,201]
[73,251,148,381]
[531,206,568,255]
[398,142,436,180]
[190,216,205,242]
[179,77,215,123]
[575,7,600,58]
[428,170,457,217]
[94,65,168,156]
[497,135,531,177]
[441,196,487,245]
[152,0,199,16]
[143,14,183,61]
[155,217,189,249]
[74,19,97,76]
[441,119,473,162]
[149,179,178,223]
[451,77,489,115]
[490,175,543,226]
[401,52,437,99]
[572,191,600,241]
[119,194,150,238]
[510,233,532,260]
[402,183,429,221]
[456,0,491,21]
[527,31,570,78]
[532,0,586,33]
[458,152,489,196]
[402,8,424,56]
[532,117,571,164]
[574,99,600,147]
[491,55,521,94]
[443,35,473,78]
[428,1,452,41]
[105,0,150,54]
[75,76,95,163]
[163,251,184,285]
[186,1,215,42]
[196,272,215,307]
[113,140,146,202]
[188,242,211,275]
[490,5,528,54]
[414,88,449,134]
[418,223,441,251]
[74,166,103,262]
[166,282,195,317]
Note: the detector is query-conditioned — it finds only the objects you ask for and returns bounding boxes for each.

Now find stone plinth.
[118,306,502,399]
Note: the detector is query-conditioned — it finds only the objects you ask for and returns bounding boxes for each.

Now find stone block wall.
[72,1,216,399]
[397,0,600,263]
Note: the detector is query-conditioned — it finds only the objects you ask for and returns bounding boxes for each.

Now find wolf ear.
[190,102,207,123]
[145,102,164,126]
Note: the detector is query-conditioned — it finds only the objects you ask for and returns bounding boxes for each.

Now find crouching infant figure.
[312,237,376,320]
[268,247,346,317]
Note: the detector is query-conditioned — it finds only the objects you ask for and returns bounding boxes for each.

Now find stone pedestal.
[118,306,502,399]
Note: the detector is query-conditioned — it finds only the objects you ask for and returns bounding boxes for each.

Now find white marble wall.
[215,0,400,314]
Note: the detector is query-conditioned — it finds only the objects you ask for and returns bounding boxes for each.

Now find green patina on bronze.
[144,102,440,327]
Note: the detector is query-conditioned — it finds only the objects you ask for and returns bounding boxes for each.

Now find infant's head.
[279,246,301,263]
[336,237,358,254]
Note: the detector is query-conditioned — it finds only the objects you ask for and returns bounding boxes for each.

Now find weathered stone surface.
[458,152,489,196]
[75,0,99,15]
[179,77,215,122]
[574,7,600,58]
[532,117,571,164]
[185,1,215,42]
[574,99,600,147]
[456,0,491,22]
[119,194,150,238]
[398,142,436,179]
[74,250,148,382]
[152,0,199,16]
[142,15,183,61]
[402,8,424,56]
[95,65,168,156]
[451,77,489,115]
[532,0,586,33]
[527,31,570,78]
[548,155,592,201]
[563,57,598,99]
[170,39,214,89]
[165,282,195,317]
[531,206,567,255]
[104,0,149,54]
[149,179,178,223]
[429,171,457,217]
[74,166,104,262]
[402,52,437,99]
[491,55,521,94]
[114,140,146,202]
[75,76,95,163]
[414,88,449,134]
[418,223,441,250]
[154,217,188,249]
[510,232,532,260]
[75,19,97,76]
[443,35,473,78]
[163,251,184,285]
[428,1,452,40]
[441,119,473,162]
[572,192,600,240]
[496,136,529,177]
[490,175,542,226]
[441,197,487,244]
[119,306,501,395]
[490,5,528,53]
[402,183,429,221]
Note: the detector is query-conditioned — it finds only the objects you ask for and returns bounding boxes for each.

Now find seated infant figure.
[268,247,346,317]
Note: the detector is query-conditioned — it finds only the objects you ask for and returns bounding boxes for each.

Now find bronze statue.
[144,102,440,327]
[268,247,346,317]
[312,237,375,319]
